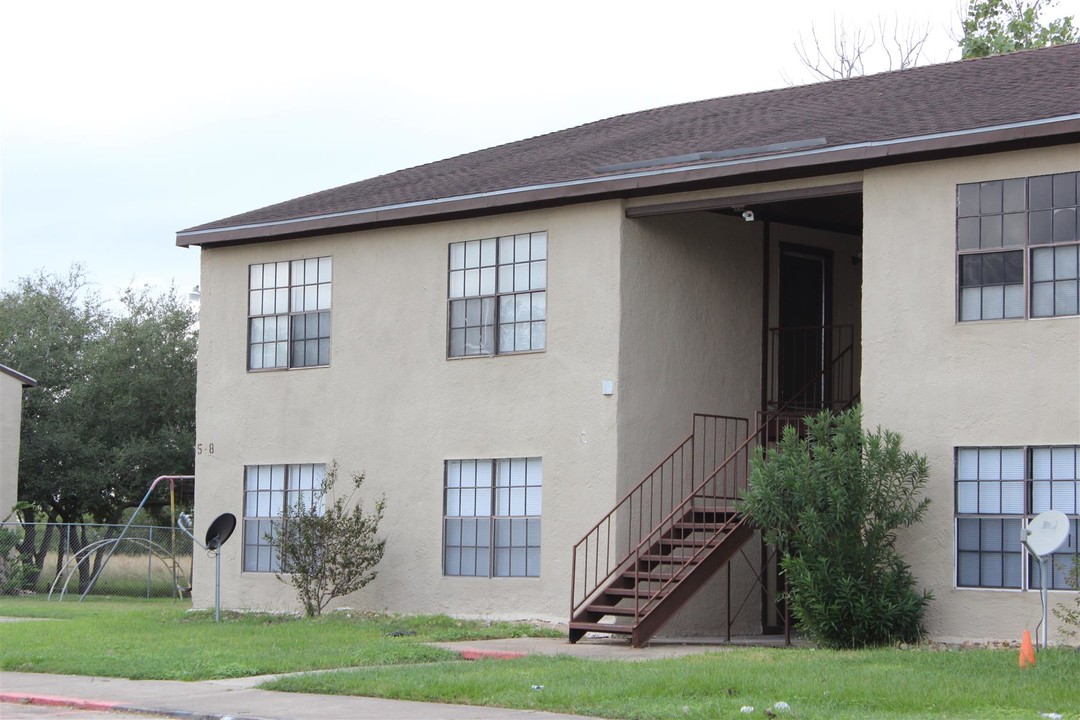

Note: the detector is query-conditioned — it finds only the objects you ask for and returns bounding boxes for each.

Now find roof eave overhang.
[176,115,1080,248]
[0,364,38,387]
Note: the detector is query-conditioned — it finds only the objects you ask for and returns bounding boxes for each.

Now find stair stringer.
[630,519,755,647]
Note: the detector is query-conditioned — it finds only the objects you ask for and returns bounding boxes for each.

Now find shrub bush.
[272,462,386,618]
[739,406,932,648]
[1052,558,1080,641]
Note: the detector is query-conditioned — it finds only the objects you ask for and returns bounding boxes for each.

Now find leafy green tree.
[960,0,1077,57]
[273,462,386,618]
[0,268,196,587]
[0,267,106,526]
[72,286,198,524]
[739,407,932,648]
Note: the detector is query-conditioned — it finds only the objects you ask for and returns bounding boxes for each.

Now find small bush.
[0,526,31,595]
[272,462,386,618]
[739,406,932,648]
[1052,558,1080,641]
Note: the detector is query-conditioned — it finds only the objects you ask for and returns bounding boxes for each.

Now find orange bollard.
[1019,630,1036,668]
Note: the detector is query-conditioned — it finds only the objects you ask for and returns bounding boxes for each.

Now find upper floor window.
[447,232,546,358]
[248,257,331,370]
[957,172,1079,321]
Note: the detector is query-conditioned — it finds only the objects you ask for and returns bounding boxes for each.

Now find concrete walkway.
[0,636,769,720]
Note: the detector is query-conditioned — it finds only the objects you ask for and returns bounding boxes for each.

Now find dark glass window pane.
[1030,175,1053,210]
[958,218,980,249]
[982,252,1004,284]
[1053,172,1077,208]
[1030,210,1053,244]
[960,255,982,287]
[1002,519,1023,552]
[1053,208,1077,243]
[1003,178,1027,213]
[980,216,1002,248]
[957,519,979,551]
[1003,251,1024,284]
[980,181,1002,214]
[449,300,465,329]
[466,298,481,322]
[1002,213,1026,246]
[980,519,1002,551]
[957,183,980,217]
[958,552,980,586]
[981,554,1003,586]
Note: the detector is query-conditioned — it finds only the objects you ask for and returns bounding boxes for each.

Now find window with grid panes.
[447,232,546,357]
[955,446,1079,590]
[443,458,541,577]
[957,172,1079,321]
[242,463,325,572]
[248,257,332,369]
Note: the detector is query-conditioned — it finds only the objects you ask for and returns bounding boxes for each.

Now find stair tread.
[568,621,633,634]
[603,586,667,598]
[656,538,717,547]
[624,569,693,582]
[586,604,637,615]
[639,553,705,562]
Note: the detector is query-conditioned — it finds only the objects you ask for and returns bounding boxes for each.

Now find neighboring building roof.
[178,44,1080,248]
[0,364,37,388]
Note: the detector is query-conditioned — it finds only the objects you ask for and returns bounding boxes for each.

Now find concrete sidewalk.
[0,636,747,720]
[0,669,594,720]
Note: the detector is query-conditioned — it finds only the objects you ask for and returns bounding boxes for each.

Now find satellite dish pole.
[1020,509,1069,649]
[178,512,237,623]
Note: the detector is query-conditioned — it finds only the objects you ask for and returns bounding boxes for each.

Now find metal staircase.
[569,326,857,647]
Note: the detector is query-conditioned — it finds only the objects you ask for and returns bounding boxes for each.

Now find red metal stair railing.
[569,328,858,646]
[569,414,747,640]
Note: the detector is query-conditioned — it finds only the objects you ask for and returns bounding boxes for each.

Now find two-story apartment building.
[178,44,1079,644]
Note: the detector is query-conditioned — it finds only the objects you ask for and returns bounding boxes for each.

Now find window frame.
[956,172,1080,323]
[954,446,1079,592]
[446,232,548,359]
[247,256,333,371]
[242,463,326,573]
[442,457,542,578]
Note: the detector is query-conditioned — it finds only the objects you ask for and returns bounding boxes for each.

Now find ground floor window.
[955,446,1079,590]
[443,457,541,577]
[242,463,325,572]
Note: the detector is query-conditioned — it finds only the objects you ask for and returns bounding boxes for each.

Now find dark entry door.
[777,246,831,408]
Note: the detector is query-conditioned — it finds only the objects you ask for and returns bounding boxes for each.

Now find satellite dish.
[1022,510,1069,556]
[1021,509,1070,651]
[205,513,236,551]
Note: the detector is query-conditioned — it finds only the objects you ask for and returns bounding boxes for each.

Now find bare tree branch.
[787,15,938,85]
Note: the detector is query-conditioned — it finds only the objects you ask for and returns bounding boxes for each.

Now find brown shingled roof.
[179,44,1080,247]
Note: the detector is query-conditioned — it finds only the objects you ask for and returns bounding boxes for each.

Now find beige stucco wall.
[618,210,764,635]
[193,202,624,619]
[0,372,24,519]
[863,145,1080,644]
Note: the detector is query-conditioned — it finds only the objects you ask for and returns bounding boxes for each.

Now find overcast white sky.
[2,0,1077,301]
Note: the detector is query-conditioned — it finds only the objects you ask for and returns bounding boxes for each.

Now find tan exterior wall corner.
[863,145,1080,644]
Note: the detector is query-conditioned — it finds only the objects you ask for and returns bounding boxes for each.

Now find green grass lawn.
[265,649,1080,720]
[2,597,1077,719]
[0,596,560,680]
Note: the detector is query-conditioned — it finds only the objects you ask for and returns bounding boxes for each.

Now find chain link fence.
[0,521,193,600]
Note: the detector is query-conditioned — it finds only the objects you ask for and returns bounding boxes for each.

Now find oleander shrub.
[740,406,932,648]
